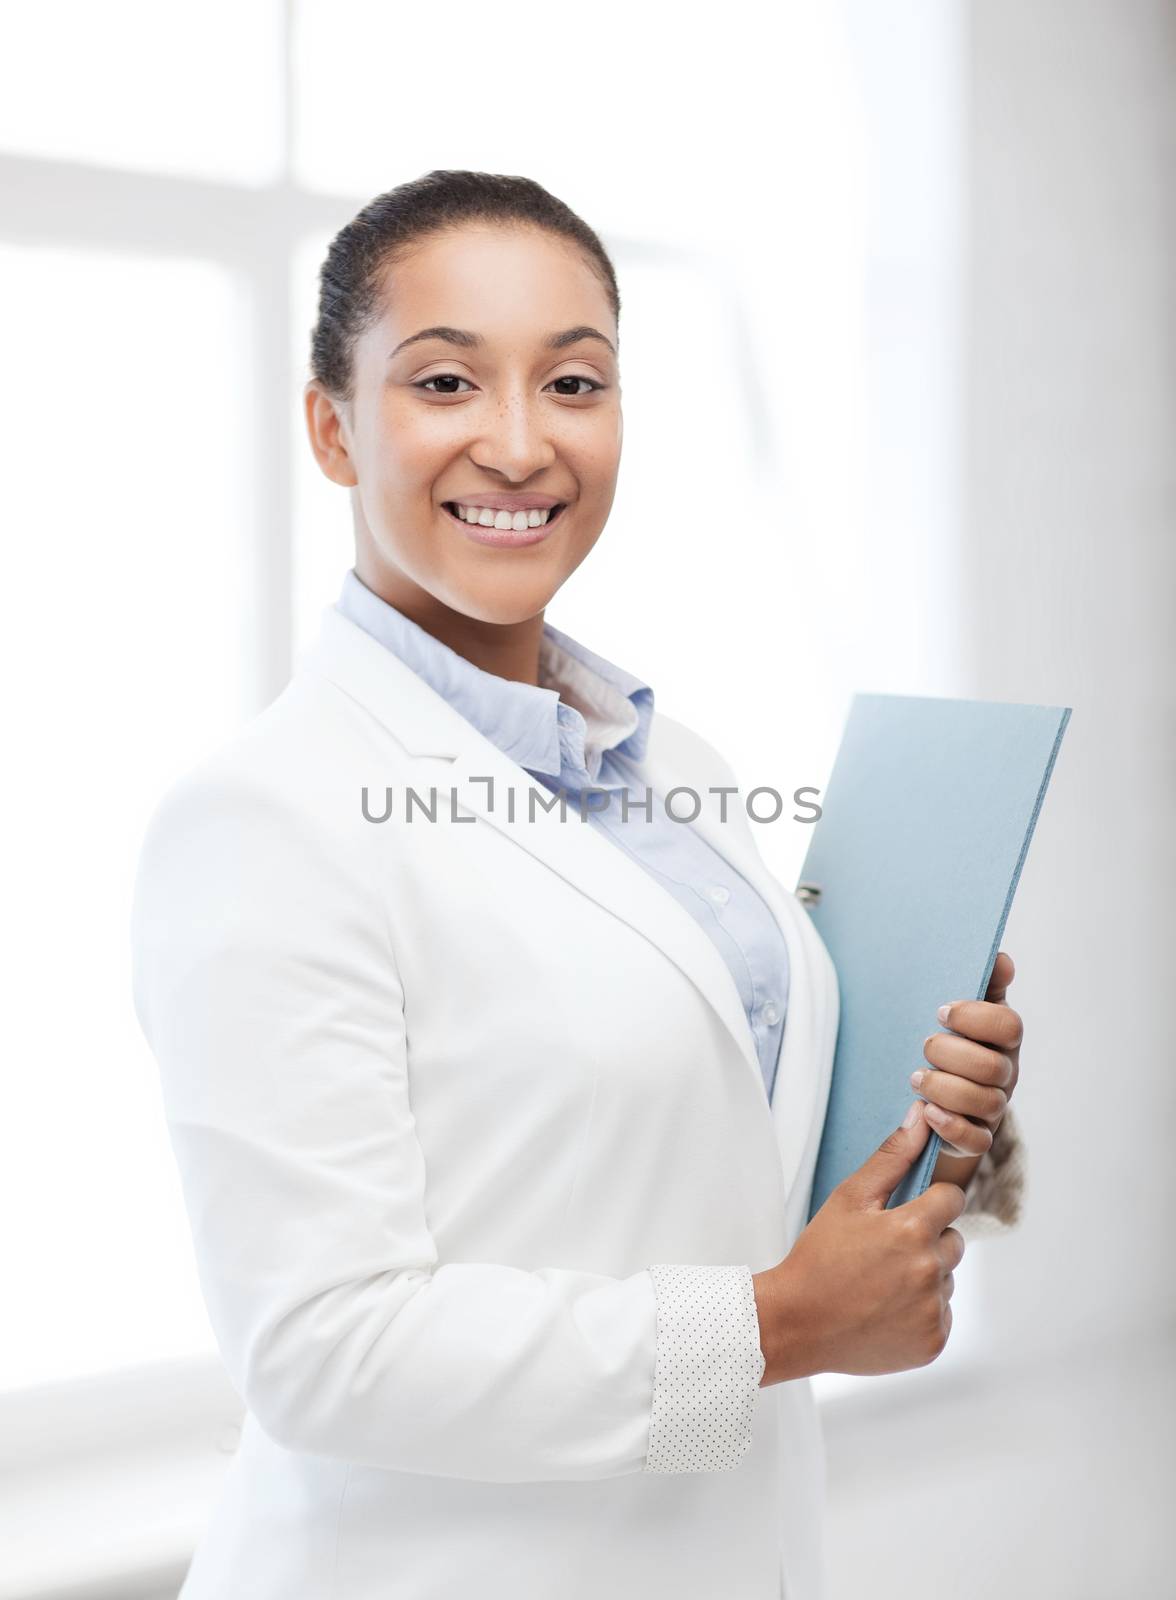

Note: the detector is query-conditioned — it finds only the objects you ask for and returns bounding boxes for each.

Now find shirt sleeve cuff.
[956,1102,1027,1240]
[643,1263,766,1474]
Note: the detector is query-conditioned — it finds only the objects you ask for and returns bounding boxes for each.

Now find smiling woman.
[303,176,624,677]
[131,168,1023,1600]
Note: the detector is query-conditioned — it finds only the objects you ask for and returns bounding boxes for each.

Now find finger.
[922,1100,994,1156]
[936,998,1023,1052]
[922,1030,1015,1090]
[910,1064,1008,1124]
[938,1225,965,1273]
[841,1100,931,1209]
[985,950,1015,1002]
[903,1177,967,1233]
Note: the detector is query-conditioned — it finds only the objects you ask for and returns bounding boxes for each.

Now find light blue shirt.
[336,568,789,1101]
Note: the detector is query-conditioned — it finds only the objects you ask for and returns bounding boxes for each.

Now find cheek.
[582,409,623,469]
[374,397,455,485]
[554,516,608,584]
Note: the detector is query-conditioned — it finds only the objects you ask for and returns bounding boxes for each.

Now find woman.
[131,170,1025,1600]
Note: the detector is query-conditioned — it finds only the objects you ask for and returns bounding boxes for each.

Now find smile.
[442,501,566,548]
[443,501,566,530]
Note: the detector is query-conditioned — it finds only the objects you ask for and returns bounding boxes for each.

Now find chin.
[441,565,563,625]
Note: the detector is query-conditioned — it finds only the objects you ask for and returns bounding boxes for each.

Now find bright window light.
[0,243,254,1389]
[0,0,284,184]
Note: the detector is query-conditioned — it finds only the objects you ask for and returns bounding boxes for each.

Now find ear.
[304,382,359,488]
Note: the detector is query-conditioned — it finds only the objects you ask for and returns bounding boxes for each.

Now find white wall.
[962,0,1176,1366]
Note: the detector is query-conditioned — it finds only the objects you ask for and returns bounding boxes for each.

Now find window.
[0,243,253,1388]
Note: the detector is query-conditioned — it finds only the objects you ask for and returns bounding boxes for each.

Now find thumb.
[842,1100,931,1208]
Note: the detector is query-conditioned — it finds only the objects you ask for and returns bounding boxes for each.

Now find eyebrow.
[387,324,617,360]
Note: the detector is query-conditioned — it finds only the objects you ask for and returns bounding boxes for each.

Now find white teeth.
[451,503,556,530]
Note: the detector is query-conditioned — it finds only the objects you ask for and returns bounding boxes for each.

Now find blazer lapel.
[445,736,769,1097]
[296,604,837,1206]
[298,607,772,1088]
[638,729,840,1218]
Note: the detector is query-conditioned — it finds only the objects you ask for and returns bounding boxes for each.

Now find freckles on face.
[346,226,623,622]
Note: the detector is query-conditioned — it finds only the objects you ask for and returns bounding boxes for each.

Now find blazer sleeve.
[130,771,765,1483]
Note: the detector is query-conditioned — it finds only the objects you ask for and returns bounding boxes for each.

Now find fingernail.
[937,1004,952,1025]
[924,1101,946,1123]
[910,1069,925,1090]
[903,1100,923,1129]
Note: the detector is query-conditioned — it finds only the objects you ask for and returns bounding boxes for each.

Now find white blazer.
[130,602,1004,1600]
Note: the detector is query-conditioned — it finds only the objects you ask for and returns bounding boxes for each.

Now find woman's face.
[305,223,622,628]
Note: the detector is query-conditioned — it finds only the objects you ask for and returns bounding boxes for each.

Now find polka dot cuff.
[643,1263,766,1474]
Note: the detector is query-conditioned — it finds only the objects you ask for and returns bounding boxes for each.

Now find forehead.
[372,225,615,346]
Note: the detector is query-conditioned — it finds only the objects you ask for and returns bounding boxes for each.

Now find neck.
[353,544,545,687]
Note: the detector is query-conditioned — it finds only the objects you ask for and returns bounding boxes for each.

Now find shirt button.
[761,1002,781,1027]
[706,884,731,906]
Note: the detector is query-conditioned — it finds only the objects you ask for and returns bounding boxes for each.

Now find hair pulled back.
[308,169,621,408]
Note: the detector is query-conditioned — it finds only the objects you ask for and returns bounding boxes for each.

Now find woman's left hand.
[910,950,1022,1159]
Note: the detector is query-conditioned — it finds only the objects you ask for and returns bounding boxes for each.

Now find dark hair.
[308,169,621,408]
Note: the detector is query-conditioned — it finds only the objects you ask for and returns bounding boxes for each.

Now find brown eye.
[415,374,473,394]
[547,376,604,396]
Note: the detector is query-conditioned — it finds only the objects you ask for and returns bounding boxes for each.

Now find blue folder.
[799,693,1071,1218]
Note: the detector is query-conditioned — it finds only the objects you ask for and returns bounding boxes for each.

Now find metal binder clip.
[795,881,823,908]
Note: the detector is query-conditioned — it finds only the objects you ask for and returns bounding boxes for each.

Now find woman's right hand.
[753,1101,966,1384]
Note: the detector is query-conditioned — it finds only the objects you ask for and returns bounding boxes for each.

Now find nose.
[466,387,558,483]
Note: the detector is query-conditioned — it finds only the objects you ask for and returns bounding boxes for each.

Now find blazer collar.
[295,604,834,1203]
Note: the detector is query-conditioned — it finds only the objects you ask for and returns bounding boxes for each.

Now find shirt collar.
[335,568,654,788]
